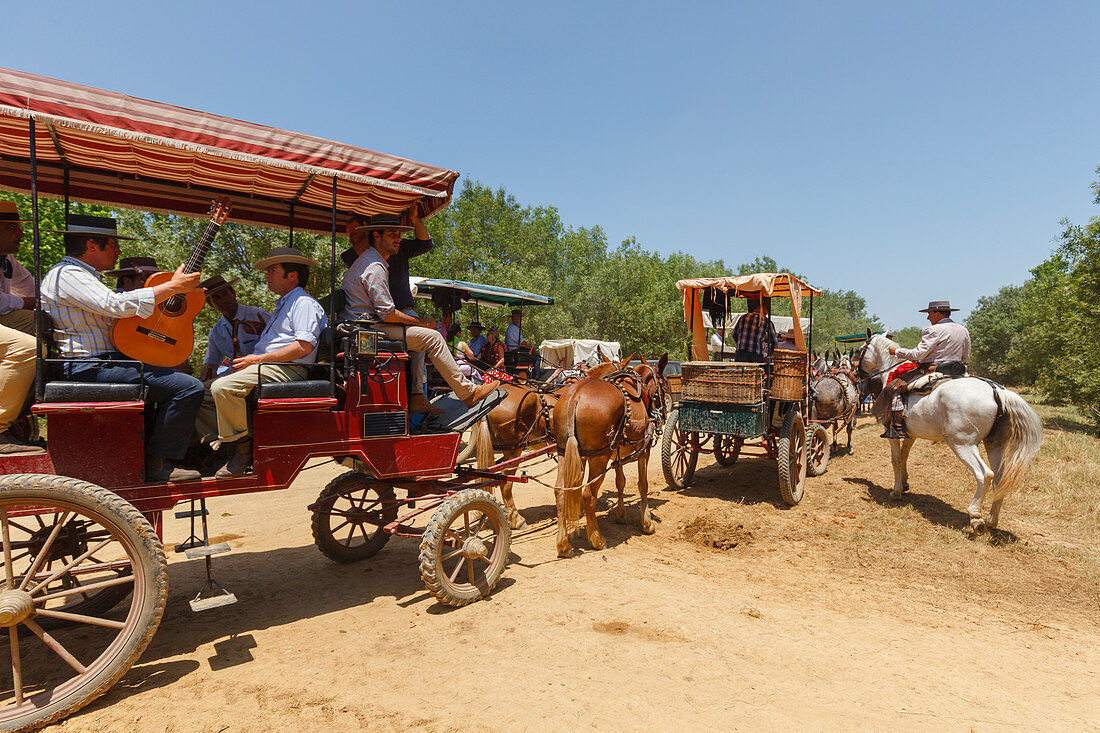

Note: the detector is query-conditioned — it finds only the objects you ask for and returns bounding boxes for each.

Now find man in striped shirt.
[731,295,777,363]
[41,215,205,483]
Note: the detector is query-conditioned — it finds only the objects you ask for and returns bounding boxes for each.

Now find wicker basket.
[680,361,765,405]
[666,374,682,397]
[771,350,808,401]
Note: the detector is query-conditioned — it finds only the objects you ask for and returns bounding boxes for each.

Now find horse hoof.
[641,517,656,535]
[556,542,572,558]
[509,512,527,530]
[969,518,987,535]
[611,509,627,524]
[889,490,902,500]
[588,532,606,551]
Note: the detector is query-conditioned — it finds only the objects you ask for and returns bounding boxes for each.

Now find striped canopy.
[0,68,459,232]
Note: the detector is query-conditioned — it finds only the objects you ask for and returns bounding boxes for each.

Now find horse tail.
[474,419,496,471]
[988,389,1043,503]
[560,434,584,537]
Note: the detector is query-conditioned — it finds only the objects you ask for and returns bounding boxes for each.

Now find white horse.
[858,334,1043,532]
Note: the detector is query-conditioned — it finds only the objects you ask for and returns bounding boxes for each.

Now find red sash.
[886,361,919,384]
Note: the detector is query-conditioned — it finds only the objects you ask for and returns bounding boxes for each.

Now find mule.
[810,367,859,454]
[550,354,668,556]
[858,334,1043,532]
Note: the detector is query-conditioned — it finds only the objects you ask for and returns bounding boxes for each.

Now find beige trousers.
[0,309,35,336]
[0,322,36,432]
[197,364,307,444]
[376,323,476,400]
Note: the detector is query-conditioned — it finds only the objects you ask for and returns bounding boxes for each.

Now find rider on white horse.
[880,300,971,439]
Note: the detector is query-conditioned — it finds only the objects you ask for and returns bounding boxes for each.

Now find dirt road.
[52,417,1100,732]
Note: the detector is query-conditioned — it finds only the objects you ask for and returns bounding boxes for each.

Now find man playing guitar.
[41,215,205,483]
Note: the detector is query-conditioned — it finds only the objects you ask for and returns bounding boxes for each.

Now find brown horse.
[550,354,668,557]
[472,362,623,529]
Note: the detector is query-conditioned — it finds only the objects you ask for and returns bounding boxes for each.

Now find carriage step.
[184,542,231,559]
[174,507,209,519]
[174,538,205,553]
[189,591,238,612]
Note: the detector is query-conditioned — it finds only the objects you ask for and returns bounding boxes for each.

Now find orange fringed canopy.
[676,273,822,360]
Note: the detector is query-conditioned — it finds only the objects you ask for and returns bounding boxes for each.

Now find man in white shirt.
[881,300,971,439]
[0,201,36,336]
[343,227,498,414]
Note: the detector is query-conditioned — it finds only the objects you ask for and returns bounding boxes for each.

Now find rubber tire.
[0,474,167,733]
[311,471,398,563]
[777,410,808,506]
[714,435,742,467]
[806,425,830,477]
[661,409,698,489]
[418,489,510,607]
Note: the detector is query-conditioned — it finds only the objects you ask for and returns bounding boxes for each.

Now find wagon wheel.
[418,489,510,607]
[713,435,743,467]
[0,474,167,732]
[777,410,808,506]
[806,424,830,477]
[660,409,698,489]
[311,471,398,563]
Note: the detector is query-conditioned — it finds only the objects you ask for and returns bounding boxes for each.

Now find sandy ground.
[49,415,1100,732]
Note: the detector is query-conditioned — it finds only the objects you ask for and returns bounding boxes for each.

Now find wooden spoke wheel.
[0,474,167,732]
[661,409,699,489]
[311,471,398,563]
[777,409,808,505]
[418,489,510,607]
[713,435,743,466]
[806,424,831,477]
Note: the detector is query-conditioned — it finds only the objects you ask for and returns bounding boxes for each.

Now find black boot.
[215,439,253,478]
[879,411,909,439]
[146,455,201,483]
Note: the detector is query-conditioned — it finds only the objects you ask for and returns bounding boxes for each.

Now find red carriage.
[0,69,546,730]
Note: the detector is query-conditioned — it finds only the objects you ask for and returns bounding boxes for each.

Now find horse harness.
[570,369,663,461]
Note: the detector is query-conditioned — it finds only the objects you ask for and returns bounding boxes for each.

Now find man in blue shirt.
[203,248,327,477]
[467,321,487,366]
[198,274,271,382]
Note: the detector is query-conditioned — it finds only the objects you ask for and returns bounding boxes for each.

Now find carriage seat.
[41,381,146,403]
[254,379,332,399]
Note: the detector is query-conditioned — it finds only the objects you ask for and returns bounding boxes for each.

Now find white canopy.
[539,339,622,368]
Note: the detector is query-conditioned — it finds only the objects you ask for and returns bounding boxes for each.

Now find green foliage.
[968,165,1100,432]
[891,326,922,350]
[0,192,111,272]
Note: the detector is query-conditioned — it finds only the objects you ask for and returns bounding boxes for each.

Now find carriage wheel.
[660,409,698,489]
[311,472,398,563]
[713,435,743,466]
[418,489,510,607]
[0,474,167,732]
[777,410,808,505]
[806,425,831,477]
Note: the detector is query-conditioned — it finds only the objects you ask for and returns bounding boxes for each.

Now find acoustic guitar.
[112,197,231,367]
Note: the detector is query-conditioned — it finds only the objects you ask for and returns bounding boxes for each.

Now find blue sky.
[7,1,1099,329]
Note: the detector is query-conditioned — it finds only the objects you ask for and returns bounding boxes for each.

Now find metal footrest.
[185,542,231,559]
[175,508,209,519]
[189,577,237,612]
[174,538,205,553]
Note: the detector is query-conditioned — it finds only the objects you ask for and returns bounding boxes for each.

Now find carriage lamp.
[357,329,379,357]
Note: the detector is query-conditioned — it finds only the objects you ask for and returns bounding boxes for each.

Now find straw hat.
[918,300,960,313]
[254,247,318,270]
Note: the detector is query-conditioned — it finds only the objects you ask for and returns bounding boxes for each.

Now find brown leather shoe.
[462,380,501,408]
[408,393,444,416]
[215,439,253,478]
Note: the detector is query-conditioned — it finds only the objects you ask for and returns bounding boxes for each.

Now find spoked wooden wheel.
[806,424,831,477]
[311,471,398,563]
[418,489,510,607]
[0,474,167,732]
[713,435,743,467]
[777,410,808,506]
[661,409,699,489]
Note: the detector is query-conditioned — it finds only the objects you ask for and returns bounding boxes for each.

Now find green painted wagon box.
[679,401,767,438]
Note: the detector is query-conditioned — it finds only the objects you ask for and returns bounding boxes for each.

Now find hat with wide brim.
[48,214,136,240]
[200,274,241,295]
[0,201,32,223]
[354,213,413,234]
[105,256,161,279]
[253,247,318,270]
[918,300,960,313]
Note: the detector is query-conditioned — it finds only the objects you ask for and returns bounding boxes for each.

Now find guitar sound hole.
[161,295,185,315]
